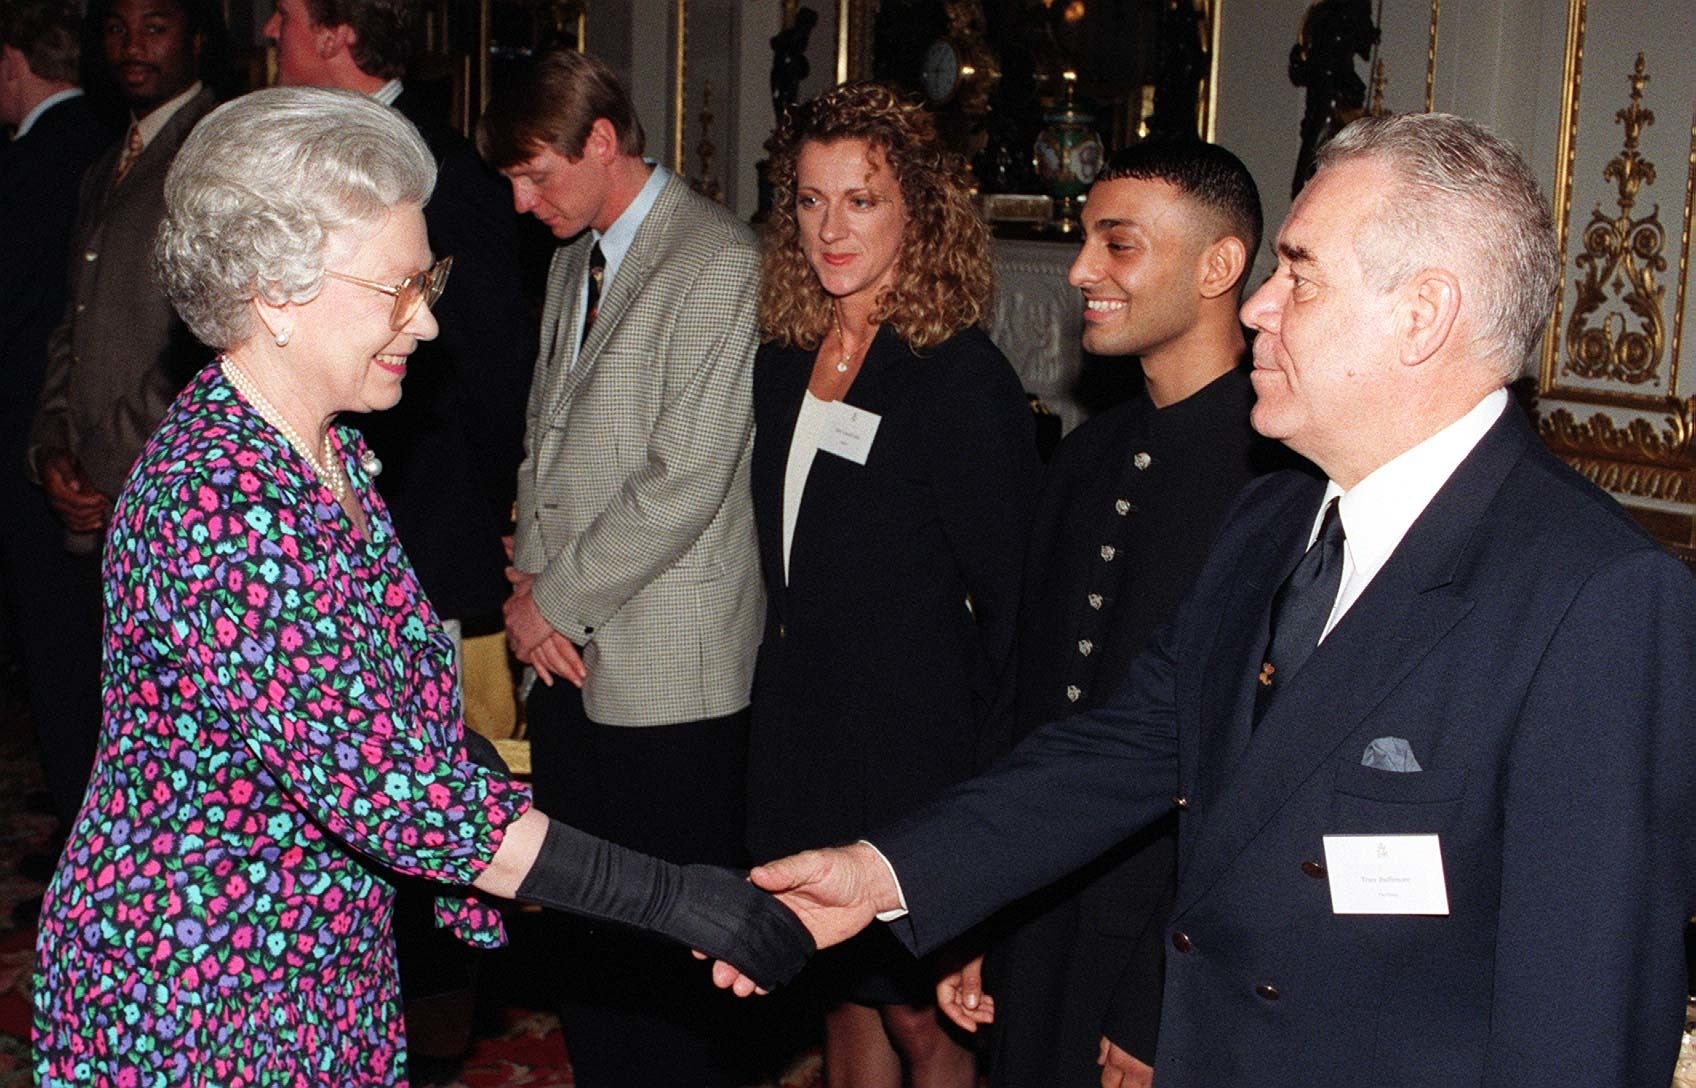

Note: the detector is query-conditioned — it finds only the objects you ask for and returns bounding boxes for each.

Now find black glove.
[515,818,815,990]
[461,730,510,776]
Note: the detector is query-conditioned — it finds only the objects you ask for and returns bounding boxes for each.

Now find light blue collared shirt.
[15,87,82,139]
[570,161,669,367]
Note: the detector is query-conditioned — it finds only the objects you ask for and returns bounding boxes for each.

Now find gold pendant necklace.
[832,308,854,374]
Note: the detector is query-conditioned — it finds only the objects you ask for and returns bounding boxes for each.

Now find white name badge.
[818,401,882,465]
[1321,834,1450,915]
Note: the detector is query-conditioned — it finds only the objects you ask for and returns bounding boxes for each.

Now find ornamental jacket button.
[1065,685,1082,702]
[1114,498,1131,515]
[1088,593,1104,610]
[1133,452,1152,470]
[1170,930,1193,954]
[1255,983,1281,1001]
[1300,860,1327,879]
[1100,545,1117,561]
[1077,639,1093,656]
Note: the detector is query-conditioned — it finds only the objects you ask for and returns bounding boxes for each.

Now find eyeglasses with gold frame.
[323,256,453,331]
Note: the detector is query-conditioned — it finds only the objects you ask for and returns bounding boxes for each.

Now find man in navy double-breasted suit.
[718,113,1696,1088]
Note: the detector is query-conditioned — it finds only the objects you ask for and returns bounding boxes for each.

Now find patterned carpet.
[0,677,823,1088]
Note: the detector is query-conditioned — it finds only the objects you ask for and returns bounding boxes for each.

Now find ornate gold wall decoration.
[1424,0,1438,112]
[1538,397,1696,502]
[1562,54,1667,387]
[690,79,723,204]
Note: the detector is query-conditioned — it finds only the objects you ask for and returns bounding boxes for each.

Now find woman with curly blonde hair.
[745,82,1039,1088]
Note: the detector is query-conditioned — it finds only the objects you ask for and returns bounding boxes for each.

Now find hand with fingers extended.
[709,842,898,996]
[937,953,995,1032]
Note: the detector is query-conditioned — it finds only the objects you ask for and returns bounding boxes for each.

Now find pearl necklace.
[220,359,349,504]
[832,308,855,374]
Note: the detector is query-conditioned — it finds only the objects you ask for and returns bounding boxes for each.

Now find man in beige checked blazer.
[478,51,764,1086]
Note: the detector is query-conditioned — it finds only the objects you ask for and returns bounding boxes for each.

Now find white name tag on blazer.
[1322,834,1450,915]
[818,401,882,465]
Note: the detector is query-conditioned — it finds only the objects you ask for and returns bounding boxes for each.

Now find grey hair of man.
[156,85,436,349]
[1315,112,1560,380]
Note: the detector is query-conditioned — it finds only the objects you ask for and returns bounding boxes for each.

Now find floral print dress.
[33,364,532,1086]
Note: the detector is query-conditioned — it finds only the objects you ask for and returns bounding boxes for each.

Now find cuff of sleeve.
[858,839,911,922]
[529,560,598,643]
[24,442,61,486]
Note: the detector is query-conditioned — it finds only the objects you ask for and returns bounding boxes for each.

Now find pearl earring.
[274,327,292,347]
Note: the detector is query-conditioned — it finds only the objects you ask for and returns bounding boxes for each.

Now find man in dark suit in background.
[23,0,219,827]
[721,113,1696,1088]
[265,0,535,662]
[937,140,1299,1088]
[0,0,116,844]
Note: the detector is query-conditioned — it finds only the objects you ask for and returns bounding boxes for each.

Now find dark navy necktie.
[580,242,606,347]
[1254,497,1346,726]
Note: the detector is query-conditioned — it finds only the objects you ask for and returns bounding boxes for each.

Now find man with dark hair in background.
[264,0,534,684]
[0,0,115,872]
[938,140,1303,1088]
[22,0,219,832]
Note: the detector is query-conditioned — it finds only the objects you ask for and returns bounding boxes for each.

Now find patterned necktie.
[1254,497,1346,726]
[580,242,606,347]
[111,123,143,188]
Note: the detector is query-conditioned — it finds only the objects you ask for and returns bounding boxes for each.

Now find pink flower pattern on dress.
[33,364,532,1085]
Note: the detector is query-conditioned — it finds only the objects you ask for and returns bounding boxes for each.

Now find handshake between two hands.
[698,842,898,995]
[706,846,1153,1088]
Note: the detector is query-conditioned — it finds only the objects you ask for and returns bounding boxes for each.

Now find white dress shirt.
[782,391,833,583]
[1314,387,1508,641]
[14,87,83,139]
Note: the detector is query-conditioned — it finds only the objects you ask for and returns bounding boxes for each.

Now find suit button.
[1170,794,1190,809]
[1255,983,1280,1001]
[84,249,97,262]
[1114,498,1131,515]
[1170,931,1193,954]
[1133,452,1152,470]
[1100,545,1117,561]
[1301,860,1326,879]
[1065,685,1081,702]
[1087,593,1104,610]
[1077,639,1093,656]
[777,623,786,638]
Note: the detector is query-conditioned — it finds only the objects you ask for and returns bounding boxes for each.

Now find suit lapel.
[106,88,212,206]
[541,173,684,414]
[571,175,681,372]
[1173,403,1529,918]
[1192,478,1323,812]
[539,240,590,414]
[754,344,815,623]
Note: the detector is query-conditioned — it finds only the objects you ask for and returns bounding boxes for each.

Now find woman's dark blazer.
[745,324,1040,862]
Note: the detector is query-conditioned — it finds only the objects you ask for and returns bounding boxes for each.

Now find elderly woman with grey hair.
[31,86,811,1086]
